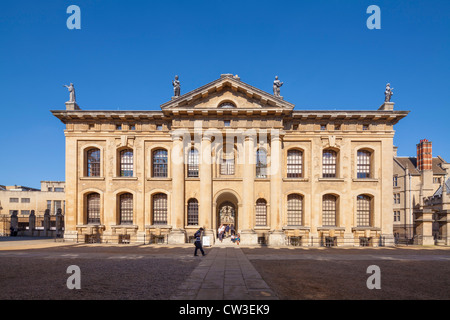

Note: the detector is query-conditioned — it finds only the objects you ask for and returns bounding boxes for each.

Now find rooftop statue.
[63,83,76,103]
[172,75,180,97]
[384,83,394,102]
[273,76,283,97]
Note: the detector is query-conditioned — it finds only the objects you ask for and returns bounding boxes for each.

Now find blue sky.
[0,0,449,188]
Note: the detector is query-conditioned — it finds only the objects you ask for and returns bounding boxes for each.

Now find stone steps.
[214,236,238,247]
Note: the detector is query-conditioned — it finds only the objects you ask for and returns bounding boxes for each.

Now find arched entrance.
[214,191,239,235]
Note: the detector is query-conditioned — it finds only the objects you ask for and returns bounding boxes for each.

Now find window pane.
[87,193,100,224]
[287,150,302,178]
[256,149,267,178]
[87,149,101,177]
[357,195,371,227]
[287,194,303,226]
[220,153,235,175]
[54,200,62,215]
[153,149,168,177]
[153,194,167,225]
[188,149,199,177]
[323,150,337,178]
[187,199,199,225]
[255,199,267,226]
[120,193,133,225]
[357,150,371,179]
[120,149,133,177]
[322,195,337,226]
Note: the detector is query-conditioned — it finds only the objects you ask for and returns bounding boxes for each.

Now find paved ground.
[0,237,449,300]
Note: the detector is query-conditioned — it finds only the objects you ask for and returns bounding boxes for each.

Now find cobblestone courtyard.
[0,238,449,300]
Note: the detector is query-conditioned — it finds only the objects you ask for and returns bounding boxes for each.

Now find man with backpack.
[194,227,205,256]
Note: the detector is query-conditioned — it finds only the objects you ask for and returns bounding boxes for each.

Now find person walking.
[194,228,205,256]
[225,225,230,238]
[230,224,235,236]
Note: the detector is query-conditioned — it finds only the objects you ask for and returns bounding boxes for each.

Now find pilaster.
[199,134,213,236]
[169,134,186,243]
[241,134,257,245]
[269,130,285,245]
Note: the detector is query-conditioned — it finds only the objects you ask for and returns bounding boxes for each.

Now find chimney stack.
[417,139,432,171]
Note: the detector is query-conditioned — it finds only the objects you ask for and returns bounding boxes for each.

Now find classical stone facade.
[52,74,408,246]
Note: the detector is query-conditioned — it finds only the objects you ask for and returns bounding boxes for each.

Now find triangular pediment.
[160,74,295,113]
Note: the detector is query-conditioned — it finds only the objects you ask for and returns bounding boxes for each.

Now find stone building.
[393,140,449,242]
[394,139,450,245]
[52,74,408,246]
[0,181,65,235]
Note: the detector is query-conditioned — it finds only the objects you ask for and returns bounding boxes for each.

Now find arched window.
[357,150,371,179]
[86,148,100,177]
[256,149,267,178]
[218,101,236,109]
[287,149,302,178]
[323,150,337,178]
[255,199,267,226]
[322,194,337,227]
[119,193,133,225]
[86,193,100,224]
[187,148,199,177]
[152,149,168,177]
[287,194,303,226]
[153,193,167,225]
[119,149,133,177]
[357,195,372,227]
[187,198,199,225]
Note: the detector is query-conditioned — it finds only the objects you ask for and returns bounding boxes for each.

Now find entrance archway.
[214,191,239,235]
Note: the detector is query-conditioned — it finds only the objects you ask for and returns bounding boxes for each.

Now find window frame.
[187,148,199,178]
[356,195,372,227]
[357,150,372,179]
[86,193,101,224]
[152,193,168,225]
[152,149,168,178]
[322,194,337,227]
[255,199,267,226]
[119,193,133,225]
[86,148,101,177]
[287,194,303,226]
[287,149,303,178]
[256,149,268,178]
[322,149,337,178]
[187,198,199,226]
[119,149,134,177]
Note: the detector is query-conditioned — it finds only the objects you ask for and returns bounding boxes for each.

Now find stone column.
[269,131,285,245]
[168,134,186,244]
[240,134,257,245]
[199,134,214,241]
